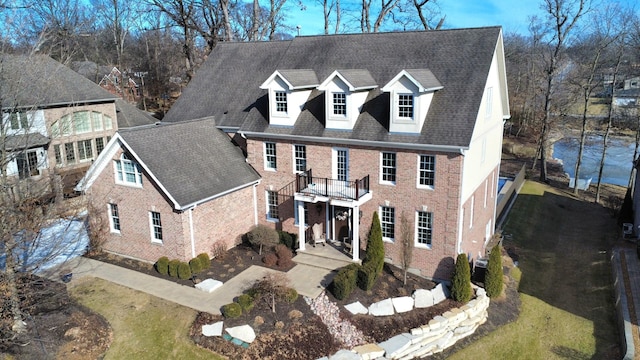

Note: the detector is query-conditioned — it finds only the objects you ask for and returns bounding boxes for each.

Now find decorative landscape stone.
[327,349,361,360]
[225,324,256,343]
[431,283,449,304]
[344,301,368,315]
[378,333,416,358]
[368,298,395,316]
[194,278,223,293]
[412,288,434,308]
[201,321,223,337]
[352,343,385,360]
[391,296,414,313]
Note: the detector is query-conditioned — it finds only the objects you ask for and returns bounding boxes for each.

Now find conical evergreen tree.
[451,253,472,303]
[485,245,504,298]
[364,211,385,276]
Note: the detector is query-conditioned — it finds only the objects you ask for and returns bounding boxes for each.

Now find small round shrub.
[284,288,298,303]
[275,244,293,268]
[222,302,242,318]
[253,316,264,326]
[278,231,294,249]
[168,259,180,278]
[178,262,192,280]
[330,264,360,300]
[288,310,303,319]
[237,294,255,312]
[451,253,472,303]
[357,261,378,291]
[274,321,285,330]
[263,252,278,267]
[156,256,169,275]
[198,252,212,268]
[189,257,203,273]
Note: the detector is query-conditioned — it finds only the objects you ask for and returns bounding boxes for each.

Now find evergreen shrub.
[451,253,472,303]
[156,256,169,276]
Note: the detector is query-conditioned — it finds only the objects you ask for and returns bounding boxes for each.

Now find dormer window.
[397,94,414,119]
[275,91,288,113]
[115,153,143,187]
[332,93,347,116]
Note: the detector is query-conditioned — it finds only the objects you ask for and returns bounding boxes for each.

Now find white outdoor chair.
[312,223,326,247]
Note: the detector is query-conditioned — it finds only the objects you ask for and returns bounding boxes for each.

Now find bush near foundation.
[451,253,472,303]
[364,212,385,277]
[155,256,169,275]
[237,294,255,312]
[189,257,203,273]
[222,302,242,318]
[485,245,504,298]
[330,263,360,300]
[275,244,293,268]
[178,262,192,280]
[168,260,181,278]
[357,261,378,291]
[197,252,211,268]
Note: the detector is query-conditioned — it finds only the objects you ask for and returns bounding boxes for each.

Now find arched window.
[114,153,142,186]
[51,111,112,137]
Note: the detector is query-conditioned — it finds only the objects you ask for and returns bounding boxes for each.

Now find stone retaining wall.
[319,288,490,360]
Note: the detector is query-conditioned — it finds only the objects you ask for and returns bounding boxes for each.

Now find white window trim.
[108,203,121,234]
[332,148,349,181]
[273,90,288,116]
[292,144,306,174]
[379,151,396,186]
[379,206,395,243]
[294,201,309,226]
[266,190,279,222]
[395,93,415,122]
[149,211,163,243]
[485,87,493,119]
[416,154,435,190]
[263,142,277,171]
[415,210,433,249]
[331,92,348,119]
[114,153,143,188]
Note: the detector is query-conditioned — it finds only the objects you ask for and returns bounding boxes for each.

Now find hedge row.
[155,252,211,280]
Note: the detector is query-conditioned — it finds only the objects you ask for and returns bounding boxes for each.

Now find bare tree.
[536,0,589,182]
[90,0,137,70]
[360,0,399,33]
[399,212,413,285]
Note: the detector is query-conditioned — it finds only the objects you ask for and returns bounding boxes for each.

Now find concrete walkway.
[58,248,347,315]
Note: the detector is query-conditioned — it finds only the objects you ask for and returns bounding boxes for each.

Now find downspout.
[253,183,258,225]
[189,206,196,258]
[457,148,467,255]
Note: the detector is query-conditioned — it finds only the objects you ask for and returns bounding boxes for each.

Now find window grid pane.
[73,112,91,133]
[77,139,93,161]
[151,211,162,240]
[275,91,287,113]
[267,191,279,219]
[65,143,76,164]
[381,206,395,240]
[417,211,432,246]
[27,151,38,176]
[294,145,306,172]
[333,93,346,115]
[265,142,277,169]
[336,149,347,181]
[110,204,121,231]
[54,144,62,165]
[92,112,103,131]
[419,155,435,187]
[382,152,396,182]
[96,137,105,154]
[398,94,414,118]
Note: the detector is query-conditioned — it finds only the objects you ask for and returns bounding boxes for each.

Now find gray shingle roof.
[119,118,260,209]
[404,69,442,91]
[0,54,117,110]
[336,69,377,90]
[164,27,502,148]
[4,133,49,151]
[115,99,158,129]
[277,69,319,88]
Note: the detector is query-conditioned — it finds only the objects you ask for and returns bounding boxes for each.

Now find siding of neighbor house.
[87,147,256,263]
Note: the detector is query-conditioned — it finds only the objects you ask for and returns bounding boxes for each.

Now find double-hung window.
[115,153,143,186]
[264,142,277,170]
[150,211,162,242]
[109,204,121,233]
[95,137,105,155]
[293,144,306,173]
[416,211,433,248]
[332,93,346,116]
[77,139,93,162]
[9,112,28,130]
[65,143,76,164]
[275,91,288,113]
[398,94,414,119]
[266,191,279,221]
[380,206,395,241]
[17,150,39,179]
[418,155,435,188]
[380,152,396,184]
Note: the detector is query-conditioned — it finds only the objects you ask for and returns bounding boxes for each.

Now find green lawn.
[449,181,620,359]
[69,278,222,360]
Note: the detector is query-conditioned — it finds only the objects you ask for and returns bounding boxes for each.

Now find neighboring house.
[75,118,261,262]
[99,67,141,103]
[156,27,510,280]
[0,54,156,194]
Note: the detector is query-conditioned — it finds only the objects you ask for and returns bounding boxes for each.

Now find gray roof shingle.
[277,69,319,88]
[164,27,502,148]
[336,69,377,90]
[119,118,260,208]
[115,99,158,129]
[1,54,117,109]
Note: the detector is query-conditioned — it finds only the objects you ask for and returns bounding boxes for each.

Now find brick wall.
[246,137,469,280]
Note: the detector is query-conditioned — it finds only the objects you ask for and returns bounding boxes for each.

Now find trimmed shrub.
[155,256,169,276]
[451,253,472,303]
[189,257,203,274]
[364,212,385,277]
[237,294,255,312]
[178,262,192,280]
[275,244,293,268]
[222,302,242,318]
[168,259,180,278]
[197,252,211,268]
[330,264,360,300]
[284,288,298,303]
[278,231,294,250]
[485,245,504,298]
[263,252,278,267]
[247,224,280,255]
[357,261,378,291]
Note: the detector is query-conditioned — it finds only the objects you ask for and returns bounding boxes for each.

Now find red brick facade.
[247,137,498,280]
[86,147,257,263]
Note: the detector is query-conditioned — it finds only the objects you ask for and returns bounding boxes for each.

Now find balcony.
[278,169,370,202]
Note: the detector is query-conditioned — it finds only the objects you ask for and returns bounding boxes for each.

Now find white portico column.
[297,200,306,251]
[352,205,360,262]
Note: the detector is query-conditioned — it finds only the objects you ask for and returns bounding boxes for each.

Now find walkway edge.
[611,249,635,360]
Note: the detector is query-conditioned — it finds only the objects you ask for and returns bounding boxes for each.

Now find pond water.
[552,135,636,187]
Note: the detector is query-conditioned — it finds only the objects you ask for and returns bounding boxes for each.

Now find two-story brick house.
[157,27,510,280]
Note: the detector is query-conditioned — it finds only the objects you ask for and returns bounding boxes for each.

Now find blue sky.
[287,0,637,36]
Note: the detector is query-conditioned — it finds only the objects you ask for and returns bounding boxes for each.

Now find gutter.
[189,206,196,258]
[239,131,469,153]
[178,179,261,211]
[2,98,118,111]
